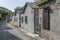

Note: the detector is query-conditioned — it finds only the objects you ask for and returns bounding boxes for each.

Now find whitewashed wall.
[21,6,34,33]
[16,12,20,26]
[12,14,14,22]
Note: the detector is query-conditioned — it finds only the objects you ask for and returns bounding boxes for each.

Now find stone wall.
[50,5,60,40]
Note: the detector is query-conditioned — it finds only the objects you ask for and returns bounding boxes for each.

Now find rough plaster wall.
[39,9,44,37]
[56,0,60,3]
[21,6,34,33]
[39,9,50,40]
[50,9,60,40]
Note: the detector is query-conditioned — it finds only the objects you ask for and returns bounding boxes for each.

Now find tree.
[34,0,41,2]
[0,6,13,22]
[34,0,48,3]
[15,7,24,11]
[14,6,24,13]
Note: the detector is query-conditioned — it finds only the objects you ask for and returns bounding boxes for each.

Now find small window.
[31,11,33,13]
[40,17,42,23]
[25,16,28,24]
[15,13,17,16]
[22,16,23,23]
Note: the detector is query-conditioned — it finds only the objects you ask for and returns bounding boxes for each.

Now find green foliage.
[15,7,24,11]
[34,0,41,2]
[41,0,47,3]
[0,16,2,25]
[0,7,12,15]
[34,0,47,3]
[14,6,24,13]
[0,6,13,24]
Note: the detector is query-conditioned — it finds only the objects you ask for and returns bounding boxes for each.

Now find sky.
[0,0,34,11]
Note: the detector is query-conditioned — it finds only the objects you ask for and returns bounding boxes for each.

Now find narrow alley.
[0,21,36,40]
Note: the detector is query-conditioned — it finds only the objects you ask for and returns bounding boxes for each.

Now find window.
[31,10,33,13]
[22,16,23,23]
[40,17,42,23]
[25,16,28,24]
[15,13,17,16]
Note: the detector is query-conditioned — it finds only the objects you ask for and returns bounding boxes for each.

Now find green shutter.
[22,16,23,23]
[25,16,27,24]
[41,0,47,3]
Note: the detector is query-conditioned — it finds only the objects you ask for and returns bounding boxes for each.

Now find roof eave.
[39,0,56,8]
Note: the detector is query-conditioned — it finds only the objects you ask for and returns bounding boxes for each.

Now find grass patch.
[0,22,2,25]
[0,21,2,25]
[9,21,17,27]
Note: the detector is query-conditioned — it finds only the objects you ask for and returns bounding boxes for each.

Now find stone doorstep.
[21,28,39,37]
[26,33,39,38]
[21,28,45,40]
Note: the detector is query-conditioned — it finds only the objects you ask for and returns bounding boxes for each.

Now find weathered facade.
[21,2,41,35]
[38,0,60,40]
[20,0,60,40]
[21,5,35,33]
[14,10,22,27]
[50,4,60,40]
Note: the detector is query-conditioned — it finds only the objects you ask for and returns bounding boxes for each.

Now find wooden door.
[34,9,40,34]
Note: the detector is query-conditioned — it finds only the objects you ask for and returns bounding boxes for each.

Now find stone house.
[21,0,60,40]
[21,2,41,35]
[38,0,60,40]
[50,4,60,40]
[14,10,22,27]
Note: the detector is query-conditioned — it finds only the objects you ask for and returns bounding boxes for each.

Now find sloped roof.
[26,2,40,8]
[23,2,40,13]
[16,10,23,14]
[20,10,23,13]
[38,0,56,8]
